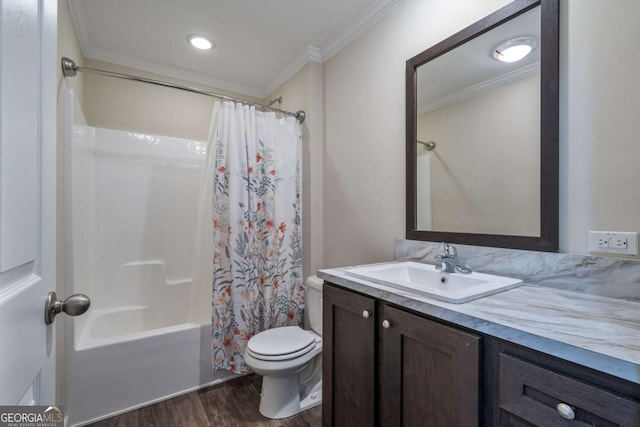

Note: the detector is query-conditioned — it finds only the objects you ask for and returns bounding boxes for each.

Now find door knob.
[362,310,370,318]
[382,320,391,329]
[44,291,91,324]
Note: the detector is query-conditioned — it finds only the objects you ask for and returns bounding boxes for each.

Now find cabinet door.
[323,283,376,427]
[380,304,480,427]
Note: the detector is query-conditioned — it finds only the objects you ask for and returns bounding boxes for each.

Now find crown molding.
[264,0,402,94]
[263,45,322,97]
[307,45,323,63]
[418,62,541,114]
[320,0,403,62]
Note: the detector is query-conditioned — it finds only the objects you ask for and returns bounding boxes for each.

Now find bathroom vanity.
[319,267,640,426]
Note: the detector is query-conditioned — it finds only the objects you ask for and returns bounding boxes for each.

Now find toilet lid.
[247,326,316,360]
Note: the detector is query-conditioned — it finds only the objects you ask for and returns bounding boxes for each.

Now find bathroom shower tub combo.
[63,90,234,426]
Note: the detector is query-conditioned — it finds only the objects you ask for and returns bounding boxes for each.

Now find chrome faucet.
[435,244,472,274]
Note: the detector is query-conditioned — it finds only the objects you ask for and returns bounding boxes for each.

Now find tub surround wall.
[63,91,237,426]
[396,239,640,301]
[70,125,206,318]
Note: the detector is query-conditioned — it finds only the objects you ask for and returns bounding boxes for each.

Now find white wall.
[323,0,513,267]
[323,0,640,266]
[267,61,324,278]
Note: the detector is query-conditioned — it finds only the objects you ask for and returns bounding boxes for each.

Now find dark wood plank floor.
[88,374,322,427]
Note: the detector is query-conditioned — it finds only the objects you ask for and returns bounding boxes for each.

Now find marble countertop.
[318,266,640,385]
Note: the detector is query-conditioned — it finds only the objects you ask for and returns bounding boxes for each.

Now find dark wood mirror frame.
[406,0,559,252]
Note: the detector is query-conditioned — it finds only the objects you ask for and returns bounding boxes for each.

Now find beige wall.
[267,62,324,278]
[418,74,540,236]
[323,0,640,266]
[58,1,83,102]
[560,0,640,257]
[81,59,264,141]
[323,0,513,267]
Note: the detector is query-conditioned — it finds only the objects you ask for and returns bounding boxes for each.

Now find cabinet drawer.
[499,353,640,426]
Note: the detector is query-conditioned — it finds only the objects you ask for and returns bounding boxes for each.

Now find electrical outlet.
[597,236,610,248]
[612,236,628,249]
[589,231,638,255]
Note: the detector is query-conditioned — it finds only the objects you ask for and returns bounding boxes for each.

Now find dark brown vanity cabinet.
[379,304,480,426]
[324,282,640,427]
[323,283,481,427]
[492,346,640,426]
[322,283,377,427]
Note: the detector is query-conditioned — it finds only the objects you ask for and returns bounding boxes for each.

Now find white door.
[0,0,58,405]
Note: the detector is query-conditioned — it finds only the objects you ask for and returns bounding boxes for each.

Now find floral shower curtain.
[208,101,304,373]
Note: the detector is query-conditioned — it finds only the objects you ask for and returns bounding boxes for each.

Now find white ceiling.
[69,0,402,98]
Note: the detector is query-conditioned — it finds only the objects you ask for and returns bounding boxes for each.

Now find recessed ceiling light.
[187,34,215,50]
[493,37,537,63]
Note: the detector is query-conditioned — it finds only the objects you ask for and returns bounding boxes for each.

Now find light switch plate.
[589,231,638,255]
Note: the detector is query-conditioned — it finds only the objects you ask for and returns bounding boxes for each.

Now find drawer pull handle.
[556,403,575,420]
[362,310,370,319]
[382,320,391,329]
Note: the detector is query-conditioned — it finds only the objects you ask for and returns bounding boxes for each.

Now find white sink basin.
[345,262,522,303]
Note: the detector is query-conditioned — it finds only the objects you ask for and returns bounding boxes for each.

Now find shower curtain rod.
[418,140,436,151]
[61,57,306,123]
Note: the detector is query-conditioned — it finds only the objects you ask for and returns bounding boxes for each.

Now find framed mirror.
[406,0,559,252]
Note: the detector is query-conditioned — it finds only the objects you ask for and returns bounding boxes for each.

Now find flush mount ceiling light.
[493,37,537,63]
[187,34,215,50]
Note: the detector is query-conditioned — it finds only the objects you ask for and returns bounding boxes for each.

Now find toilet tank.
[304,276,323,336]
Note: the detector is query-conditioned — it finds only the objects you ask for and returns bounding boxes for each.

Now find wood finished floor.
[88,374,322,427]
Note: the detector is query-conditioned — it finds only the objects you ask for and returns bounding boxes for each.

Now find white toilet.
[244,275,323,419]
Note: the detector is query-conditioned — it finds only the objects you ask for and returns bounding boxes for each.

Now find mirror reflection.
[416,6,541,236]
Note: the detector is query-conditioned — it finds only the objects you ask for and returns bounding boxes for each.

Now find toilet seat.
[247,326,317,362]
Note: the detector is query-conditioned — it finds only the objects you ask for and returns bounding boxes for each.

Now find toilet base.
[258,375,322,419]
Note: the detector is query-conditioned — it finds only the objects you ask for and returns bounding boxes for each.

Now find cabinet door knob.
[362,310,370,318]
[556,403,575,420]
[382,320,390,329]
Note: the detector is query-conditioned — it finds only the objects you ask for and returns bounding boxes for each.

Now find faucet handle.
[444,244,457,258]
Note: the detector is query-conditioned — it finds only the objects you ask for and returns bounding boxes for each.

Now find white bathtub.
[63,91,235,426]
[67,310,235,426]
[66,263,236,426]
